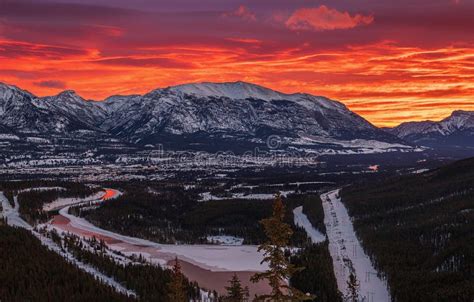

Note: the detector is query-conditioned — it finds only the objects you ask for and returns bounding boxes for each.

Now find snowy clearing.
[206,235,244,246]
[292,206,326,244]
[0,193,32,230]
[199,190,293,202]
[321,190,391,302]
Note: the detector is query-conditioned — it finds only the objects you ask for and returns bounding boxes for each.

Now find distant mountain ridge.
[0,81,412,154]
[387,110,474,149]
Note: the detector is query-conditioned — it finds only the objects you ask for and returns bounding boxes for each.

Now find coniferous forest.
[341,157,474,301]
[80,187,318,246]
[0,225,133,302]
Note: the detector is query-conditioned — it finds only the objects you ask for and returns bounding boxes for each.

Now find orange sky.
[1,0,473,127]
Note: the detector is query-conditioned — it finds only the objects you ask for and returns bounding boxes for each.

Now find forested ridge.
[0,225,134,302]
[16,183,100,224]
[341,157,474,301]
[52,231,202,301]
[80,187,313,245]
[291,243,342,302]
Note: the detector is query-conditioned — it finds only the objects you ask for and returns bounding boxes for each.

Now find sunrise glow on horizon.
[1,0,473,127]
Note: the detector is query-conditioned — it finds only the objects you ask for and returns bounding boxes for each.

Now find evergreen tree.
[223,273,249,302]
[167,257,187,302]
[251,193,313,301]
[345,272,360,302]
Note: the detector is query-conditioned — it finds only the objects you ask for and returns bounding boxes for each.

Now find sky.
[1,0,473,126]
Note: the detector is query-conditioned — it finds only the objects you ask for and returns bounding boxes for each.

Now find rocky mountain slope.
[0,81,411,154]
[388,111,474,149]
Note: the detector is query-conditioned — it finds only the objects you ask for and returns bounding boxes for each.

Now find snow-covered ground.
[43,191,105,212]
[0,193,32,230]
[321,190,391,302]
[411,168,430,174]
[43,189,121,212]
[199,190,293,202]
[17,186,66,193]
[54,204,266,272]
[206,235,244,246]
[292,206,326,244]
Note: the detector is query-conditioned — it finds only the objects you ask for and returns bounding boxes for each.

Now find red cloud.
[286,5,374,31]
[222,5,256,22]
[0,40,89,59]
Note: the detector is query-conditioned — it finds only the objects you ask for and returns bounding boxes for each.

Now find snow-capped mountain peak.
[166,81,294,101]
[388,110,474,148]
[0,81,412,153]
[444,110,474,129]
[161,81,348,113]
[0,82,34,102]
[56,90,81,99]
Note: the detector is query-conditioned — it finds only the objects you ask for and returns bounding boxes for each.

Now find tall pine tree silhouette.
[251,193,313,301]
[223,273,249,302]
[167,257,187,302]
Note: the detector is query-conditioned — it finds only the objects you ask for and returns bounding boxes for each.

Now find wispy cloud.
[33,80,66,89]
[222,5,256,22]
[1,0,474,126]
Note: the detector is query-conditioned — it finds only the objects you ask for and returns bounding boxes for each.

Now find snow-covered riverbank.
[47,189,270,297]
[321,190,391,302]
[55,203,266,272]
[42,188,122,212]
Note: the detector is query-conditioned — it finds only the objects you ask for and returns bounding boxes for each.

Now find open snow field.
[292,206,326,244]
[0,193,32,230]
[321,190,391,302]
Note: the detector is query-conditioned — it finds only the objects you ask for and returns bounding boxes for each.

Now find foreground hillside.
[0,224,133,301]
[341,157,474,301]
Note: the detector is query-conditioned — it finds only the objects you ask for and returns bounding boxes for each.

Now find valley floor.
[2,183,392,301]
[46,190,271,297]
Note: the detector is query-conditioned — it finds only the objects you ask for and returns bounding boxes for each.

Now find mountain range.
[0,81,472,154]
[388,110,474,149]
